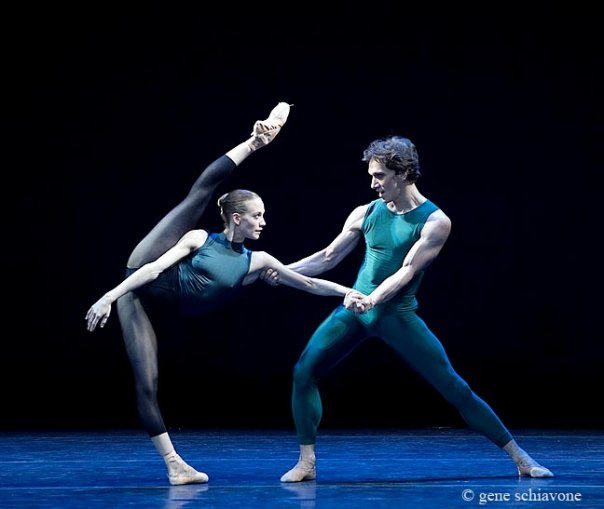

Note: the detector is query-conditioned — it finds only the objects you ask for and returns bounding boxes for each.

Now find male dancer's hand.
[259,268,280,286]
[344,290,369,314]
[354,294,375,313]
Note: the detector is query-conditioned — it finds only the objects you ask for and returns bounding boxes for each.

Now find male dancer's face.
[368,160,405,203]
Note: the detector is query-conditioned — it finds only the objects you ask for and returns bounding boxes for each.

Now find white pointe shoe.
[166,453,209,485]
[265,101,291,125]
[250,102,292,146]
[280,460,316,483]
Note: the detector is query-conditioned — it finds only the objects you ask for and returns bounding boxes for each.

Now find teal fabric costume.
[118,154,253,437]
[291,199,513,447]
[178,232,252,315]
[129,231,252,316]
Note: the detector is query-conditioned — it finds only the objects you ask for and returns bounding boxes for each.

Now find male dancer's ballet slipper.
[517,463,554,478]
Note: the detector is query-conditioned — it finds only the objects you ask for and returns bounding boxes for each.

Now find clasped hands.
[344,289,374,314]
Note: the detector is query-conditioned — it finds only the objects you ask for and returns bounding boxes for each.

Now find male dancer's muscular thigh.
[377,311,451,371]
[301,306,367,370]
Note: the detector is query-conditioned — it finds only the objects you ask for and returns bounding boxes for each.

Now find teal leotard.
[178,232,252,314]
[291,199,513,447]
[354,199,436,311]
[129,231,252,316]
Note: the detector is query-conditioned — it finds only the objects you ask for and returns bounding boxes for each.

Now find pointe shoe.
[255,101,291,129]
[280,460,316,483]
[250,102,292,147]
[517,463,554,478]
[263,101,291,125]
[166,453,209,485]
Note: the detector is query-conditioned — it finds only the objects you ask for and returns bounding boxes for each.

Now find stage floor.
[0,428,602,508]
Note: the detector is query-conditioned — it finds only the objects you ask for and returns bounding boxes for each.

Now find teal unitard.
[291,199,513,447]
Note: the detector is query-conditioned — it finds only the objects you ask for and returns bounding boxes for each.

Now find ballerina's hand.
[85,296,112,332]
[344,290,365,313]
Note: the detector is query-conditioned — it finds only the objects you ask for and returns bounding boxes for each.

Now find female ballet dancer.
[85,102,365,485]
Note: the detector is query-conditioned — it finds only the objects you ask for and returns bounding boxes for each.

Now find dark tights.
[116,155,236,437]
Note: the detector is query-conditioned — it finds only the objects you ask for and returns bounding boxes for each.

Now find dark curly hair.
[362,136,421,183]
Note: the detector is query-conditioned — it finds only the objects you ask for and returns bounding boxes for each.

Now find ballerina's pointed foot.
[280,460,316,483]
[264,101,291,126]
[166,454,209,485]
[250,102,292,146]
[517,462,554,478]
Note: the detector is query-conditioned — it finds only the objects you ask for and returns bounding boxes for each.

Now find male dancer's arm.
[270,204,368,279]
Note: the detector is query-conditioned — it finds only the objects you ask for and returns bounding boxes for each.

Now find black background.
[5,9,602,432]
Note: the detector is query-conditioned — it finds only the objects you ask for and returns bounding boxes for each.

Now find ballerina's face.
[236,197,266,240]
